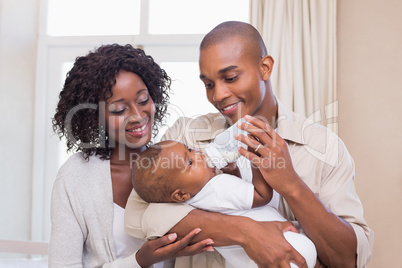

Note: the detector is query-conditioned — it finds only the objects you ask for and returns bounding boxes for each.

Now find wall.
[337,0,402,266]
[0,0,38,246]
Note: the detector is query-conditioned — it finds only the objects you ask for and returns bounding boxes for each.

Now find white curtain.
[250,0,337,130]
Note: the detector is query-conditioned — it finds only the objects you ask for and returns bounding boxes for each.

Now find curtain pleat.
[250,0,337,131]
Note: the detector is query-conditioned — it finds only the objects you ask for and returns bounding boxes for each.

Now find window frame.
[32,0,248,241]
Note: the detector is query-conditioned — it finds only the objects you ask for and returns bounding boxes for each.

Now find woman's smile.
[125,118,150,138]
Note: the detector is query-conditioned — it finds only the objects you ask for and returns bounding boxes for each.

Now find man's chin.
[218,103,248,125]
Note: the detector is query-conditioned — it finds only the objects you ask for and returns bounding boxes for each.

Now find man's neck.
[253,90,278,129]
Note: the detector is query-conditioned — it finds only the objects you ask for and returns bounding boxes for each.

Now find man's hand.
[236,115,357,268]
[235,115,302,196]
[241,220,308,268]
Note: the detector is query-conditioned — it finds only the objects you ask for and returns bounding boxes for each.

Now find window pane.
[149,0,250,34]
[154,62,216,142]
[47,0,140,36]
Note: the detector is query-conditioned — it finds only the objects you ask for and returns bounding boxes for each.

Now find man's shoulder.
[278,102,341,145]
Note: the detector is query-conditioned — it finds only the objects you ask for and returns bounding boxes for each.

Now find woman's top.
[49,153,141,268]
[113,203,143,258]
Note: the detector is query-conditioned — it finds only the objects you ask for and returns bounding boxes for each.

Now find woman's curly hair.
[52,44,171,160]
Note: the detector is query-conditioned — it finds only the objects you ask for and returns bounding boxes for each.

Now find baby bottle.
[204,118,248,169]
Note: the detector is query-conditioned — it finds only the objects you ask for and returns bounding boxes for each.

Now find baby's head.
[132,140,216,203]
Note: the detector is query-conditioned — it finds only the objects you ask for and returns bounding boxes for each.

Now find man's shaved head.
[200,21,268,59]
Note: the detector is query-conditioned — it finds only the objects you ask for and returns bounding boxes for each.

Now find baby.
[132,140,317,268]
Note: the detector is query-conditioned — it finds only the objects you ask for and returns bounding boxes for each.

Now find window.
[47,0,141,36]
[46,0,249,36]
[148,0,250,34]
[33,0,250,241]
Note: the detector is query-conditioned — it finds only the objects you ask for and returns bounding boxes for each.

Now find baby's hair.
[132,141,175,203]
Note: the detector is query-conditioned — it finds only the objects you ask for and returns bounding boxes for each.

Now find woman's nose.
[126,105,143,122]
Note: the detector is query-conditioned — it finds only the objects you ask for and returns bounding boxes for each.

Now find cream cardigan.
[49,153,141,268]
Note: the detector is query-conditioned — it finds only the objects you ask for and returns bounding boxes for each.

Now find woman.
[50,44,214,267]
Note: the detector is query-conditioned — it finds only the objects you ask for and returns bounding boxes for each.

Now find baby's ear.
[171,189,191,202]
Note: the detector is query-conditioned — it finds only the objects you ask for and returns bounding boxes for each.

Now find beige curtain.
[250,0,337,130]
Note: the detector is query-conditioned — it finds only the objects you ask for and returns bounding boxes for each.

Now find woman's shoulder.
[59,152,104,169]
[56,153,109,184]
[51,153,113,214]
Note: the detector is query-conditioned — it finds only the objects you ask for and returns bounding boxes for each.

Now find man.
[125,21,373,268]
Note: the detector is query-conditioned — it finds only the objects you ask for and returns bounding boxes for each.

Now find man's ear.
[171,189,191,202]
[260,55,274,80]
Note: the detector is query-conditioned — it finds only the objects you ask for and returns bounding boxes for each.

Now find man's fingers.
[243,115,272,130]
[291,254,309,268]
[237,115,282,148]
[238,147,260,164]
[279,221,299,233]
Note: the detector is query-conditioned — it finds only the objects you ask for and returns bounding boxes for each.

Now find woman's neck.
[110,145,147,166]
[110,145,147,208]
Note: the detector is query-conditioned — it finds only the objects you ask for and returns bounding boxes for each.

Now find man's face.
[199,37,272,125]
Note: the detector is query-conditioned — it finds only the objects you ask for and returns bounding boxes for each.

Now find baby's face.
[159,141,216,196]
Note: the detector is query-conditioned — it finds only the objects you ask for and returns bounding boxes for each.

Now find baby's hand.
[220,162,241,178]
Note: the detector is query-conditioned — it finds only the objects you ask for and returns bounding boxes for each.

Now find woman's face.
[102,70,155,149]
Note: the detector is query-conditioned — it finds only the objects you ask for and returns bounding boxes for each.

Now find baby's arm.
[251,164,273,207]
[220,162,272,208]
[220,162,242,178]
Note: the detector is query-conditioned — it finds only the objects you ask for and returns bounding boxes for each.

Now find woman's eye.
[110,109,125,115]
[187,147,192,152]
[138,98,149,105]
[188,158,193,166]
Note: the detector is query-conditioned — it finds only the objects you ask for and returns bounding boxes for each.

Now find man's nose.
[213,83,231,102]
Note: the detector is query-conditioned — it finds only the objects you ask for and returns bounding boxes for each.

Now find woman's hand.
[135,228,214,267]
[240,220,308,268]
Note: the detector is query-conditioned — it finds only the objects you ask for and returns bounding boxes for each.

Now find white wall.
[0,0,39,246]
[337,0,402,267]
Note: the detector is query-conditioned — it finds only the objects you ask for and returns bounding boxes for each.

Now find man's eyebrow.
[219,65,238,74]
[199,65,239,79]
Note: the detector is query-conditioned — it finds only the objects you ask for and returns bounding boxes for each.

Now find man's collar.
[276,100,306,145]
